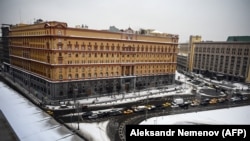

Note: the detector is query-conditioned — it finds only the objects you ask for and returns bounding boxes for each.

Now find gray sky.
[0,0,249,42]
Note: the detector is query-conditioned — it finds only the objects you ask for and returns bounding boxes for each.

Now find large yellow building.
[8,21,178,101]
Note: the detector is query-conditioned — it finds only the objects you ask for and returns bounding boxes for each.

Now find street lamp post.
[145,95,149,121]
[73,85,80,130]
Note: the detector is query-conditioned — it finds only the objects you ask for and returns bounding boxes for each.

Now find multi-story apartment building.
[1,25,11,71]
[8,21,179,101]
[193,36,250,83]
[177,43,189,72]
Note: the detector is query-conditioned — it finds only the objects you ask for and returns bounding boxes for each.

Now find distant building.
[1,25,11,71]
[109,26,120,32]
[177,35,202,73]
[177,35,250,83]
[7,21,179,102]
[193,37,250,83]
[177,43,189,72]
[0,38,3,64]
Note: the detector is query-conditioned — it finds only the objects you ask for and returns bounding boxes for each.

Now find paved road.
[109,97,250,141]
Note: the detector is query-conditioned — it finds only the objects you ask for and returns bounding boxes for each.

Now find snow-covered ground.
[45,71,249,110]
[68,121,110,141]
[1,70,250,141]
[66,105,250,141]
[140,105,250,125]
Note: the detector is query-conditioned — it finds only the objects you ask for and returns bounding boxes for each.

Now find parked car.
[108,110,122,116]
[231,96,241,102]
[200,99,209,106]
[180,104,189,109]
[133,106,147,112]
[97,112,109,118]
[82,111,93,118]
[60,104,68,109]
[123,109,133,115]
[242,96,248,101]
[171,103,179,108]
[46,110,53,115]
[209,98,218,104]
[190,99,200,106]
[217,97,226,103]
[162,102,171,108]
[87,113,98,119]
[146,105,156,110]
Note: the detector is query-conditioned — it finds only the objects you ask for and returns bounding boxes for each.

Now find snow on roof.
[0,81,84,141]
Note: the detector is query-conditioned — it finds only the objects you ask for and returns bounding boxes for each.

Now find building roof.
[227,36,250,42]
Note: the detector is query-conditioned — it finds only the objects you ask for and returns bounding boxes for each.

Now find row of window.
[195,46,249,55]
[58,65,174,72]
[58,70,174,80]
[194,55,248,76]
[58,41,176,53]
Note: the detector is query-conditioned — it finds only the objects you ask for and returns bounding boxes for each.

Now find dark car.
[179,103,189,109]
[200,100,209,106]
[87,114,98,119]
[82,111,93,118]
[108,110,122,116]
[97,112,109,118]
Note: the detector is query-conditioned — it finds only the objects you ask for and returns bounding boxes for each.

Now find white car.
[171,103,179,108]
[231,97,241,102]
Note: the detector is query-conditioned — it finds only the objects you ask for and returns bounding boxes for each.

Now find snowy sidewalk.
[46,84,194,110]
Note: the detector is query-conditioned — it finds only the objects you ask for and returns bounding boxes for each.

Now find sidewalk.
[46,84,194,110]
[0,71,193,110]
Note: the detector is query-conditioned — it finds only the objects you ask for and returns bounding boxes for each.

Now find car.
[199,83,205,87]
[171,103,179,108]
[231,96,241,102]
[46,110,53,115]
[133,106,147,112]
[146,105,156,110]
[82,111,93,118]
[200,100,209,106]
[108,110,122,116]
[217,97,226,103]
[209,98,218,104]
[97,112,109,118]
[179,103,189,109]
[203,98,210,102]
[162,102,171,108]
[87,113,98,119]
[123,109,133,114]
[242,96,248,101]
[60,104,68,108]
[190,99,200,106]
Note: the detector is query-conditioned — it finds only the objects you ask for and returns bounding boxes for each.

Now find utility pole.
[73,85,80,130]
[145,95,149,121]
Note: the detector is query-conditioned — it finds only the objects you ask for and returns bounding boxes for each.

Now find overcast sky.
[0,0,249,42]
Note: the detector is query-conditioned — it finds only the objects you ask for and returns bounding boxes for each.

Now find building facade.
[8,21,179,101]
[1,25,11,72]
[193,38,250,83]
[177,43,189,72]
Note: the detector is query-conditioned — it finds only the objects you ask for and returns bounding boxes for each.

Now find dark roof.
[227,36,250,42]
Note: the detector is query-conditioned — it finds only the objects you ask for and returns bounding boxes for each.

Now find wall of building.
[8,21,178,101]
[193,42,250,82]
[188,35,202,72]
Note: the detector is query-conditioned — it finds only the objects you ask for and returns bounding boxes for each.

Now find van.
[60,104,68,108]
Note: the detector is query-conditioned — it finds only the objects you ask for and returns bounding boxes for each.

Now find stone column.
[129,66,131,76]
[122,66,125,76]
